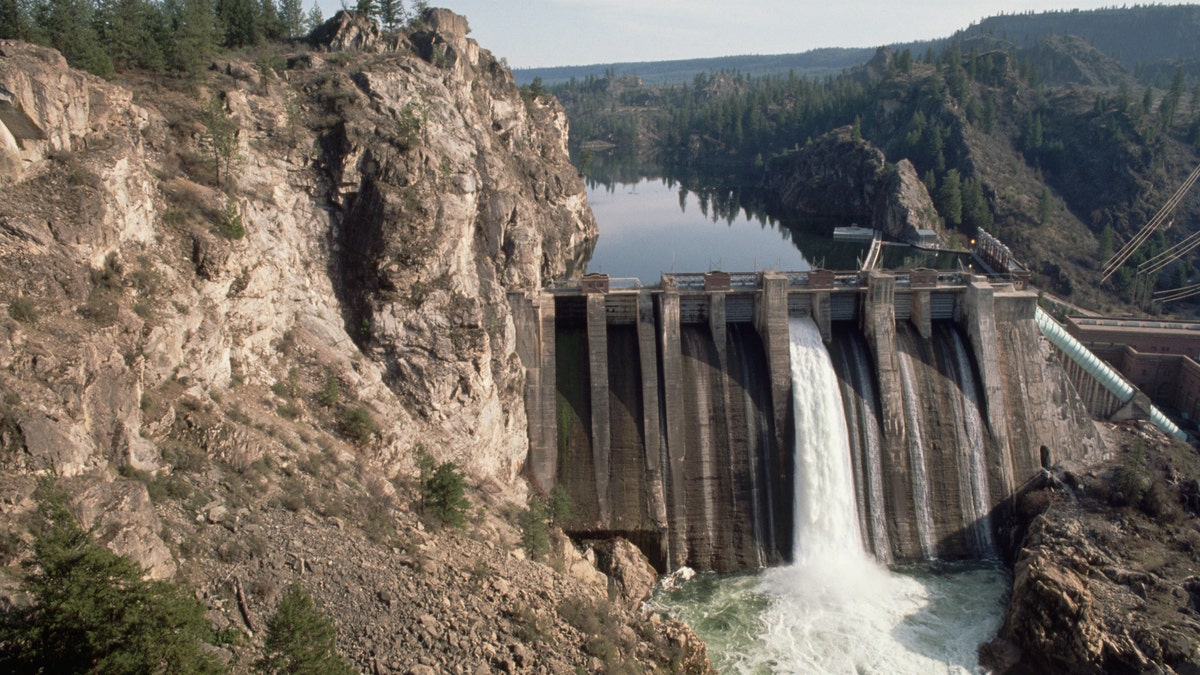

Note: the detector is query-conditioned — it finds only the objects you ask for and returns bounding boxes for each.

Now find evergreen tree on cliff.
[165,0,218,74]
[377,0,405,32]
[0,0,21,39]
[0,492,221,673]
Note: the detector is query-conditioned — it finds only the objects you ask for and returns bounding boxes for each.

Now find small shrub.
[1142,480,1183,522]
[7,297,38,324]
[416,446,469,529]
[363,509,396,545]
[133,299,154,319]
[217,198,245,240]
[256,584,354,675]
[317,372,340,408]
[277,401,302,421]
[272,369,301,399]
[162,441,208,474]
[1111,446,1150,507]
[508,603,548,644]
[118,464,168,502]
[338,406,376,446]
[548,484,572,524]
[279,478,307,513]
[395,102,424,148]
[519,496,550,561]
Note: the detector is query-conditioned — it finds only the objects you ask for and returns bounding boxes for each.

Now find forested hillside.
[517,5,1200,88]
[0,0,429,76]
[551,11,1200,312]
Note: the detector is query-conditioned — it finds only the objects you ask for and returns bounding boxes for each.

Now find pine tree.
[377,0,403,32]
[166,0,216,74]
[1038,187,1053,225]
[1159,67,1185,129]
[937,168,963,227]
[0,0,22,39]
[34,0,114,76]
[0,491,221,673]
[353,0,376,20]
[961,177,992,232]
[201,93,241,189]
[278,0,301,37]
[258,0,282,39]
[303,0,321,32]
[95,0,168,71]
[256,585,354,675]
[215,0,261,47]
[1097,225,1115,262]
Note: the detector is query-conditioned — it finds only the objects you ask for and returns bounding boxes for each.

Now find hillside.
[0,10,712,673]
[517,5,1200,88]
[553,16,1200,314]
[514,48,874,86]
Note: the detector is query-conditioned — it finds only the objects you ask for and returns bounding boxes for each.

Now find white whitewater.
[787,317,862,562]
[897,337,939,559]
[948,329,998,558]
[730,318,1004,673]
[836,335,892,563]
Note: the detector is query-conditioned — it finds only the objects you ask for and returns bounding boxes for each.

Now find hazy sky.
[377,1,1128,69]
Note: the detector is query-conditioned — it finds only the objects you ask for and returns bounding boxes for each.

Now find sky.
[316,0,1140,69]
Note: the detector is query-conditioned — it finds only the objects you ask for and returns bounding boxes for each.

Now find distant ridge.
[513,48,875,86]
[962,5,1200,68]
[515,5,1200,87]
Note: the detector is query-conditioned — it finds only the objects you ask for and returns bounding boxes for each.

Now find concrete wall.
[756,273,792,466]
[521,274,1106,570]
[586,294,611,523]
[658,290,688,569]
[508,292,557,493]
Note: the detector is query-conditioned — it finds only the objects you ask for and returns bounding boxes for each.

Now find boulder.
[595,537,658,611]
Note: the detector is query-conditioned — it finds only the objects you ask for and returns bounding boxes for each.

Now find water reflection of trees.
[579,148,784,226]
[581,150,965,272]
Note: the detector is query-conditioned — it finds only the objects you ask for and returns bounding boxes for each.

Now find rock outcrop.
[0,10,710,674]
[983,422,1200,674]
[762,126,944,245]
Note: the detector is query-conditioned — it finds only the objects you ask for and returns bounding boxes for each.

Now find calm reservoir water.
[585,177,971,283]
[585,178,814,282]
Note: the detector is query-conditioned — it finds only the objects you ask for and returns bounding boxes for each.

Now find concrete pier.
[636,291,670,536]
[586,293,611,523]
[756,273,792,470]
[658,289,688,568]
[963,276,1014,496]
[508,291,557,493]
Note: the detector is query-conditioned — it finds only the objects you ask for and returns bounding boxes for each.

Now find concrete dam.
[509,269,1104,573]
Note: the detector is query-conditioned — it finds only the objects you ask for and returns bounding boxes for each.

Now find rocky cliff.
[0,10,712,673]
[983,421,1200,674]
[762,126,945,245]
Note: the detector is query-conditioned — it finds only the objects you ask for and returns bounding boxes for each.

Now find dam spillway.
[509,270,1104,572]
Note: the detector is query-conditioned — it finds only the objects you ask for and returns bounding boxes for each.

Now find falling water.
[787,317,861,562]
[896,338,938,559]
[946,327,997,558]
[832,331,892,564]
[653,318,1008,674]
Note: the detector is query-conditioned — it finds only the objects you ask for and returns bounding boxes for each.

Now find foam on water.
[651,318,1008,673]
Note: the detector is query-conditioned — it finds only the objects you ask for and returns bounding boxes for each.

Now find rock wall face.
[315,13,596,480]
[762,126,943,244]
[0,11,595,575]
[983,425,1200,674]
